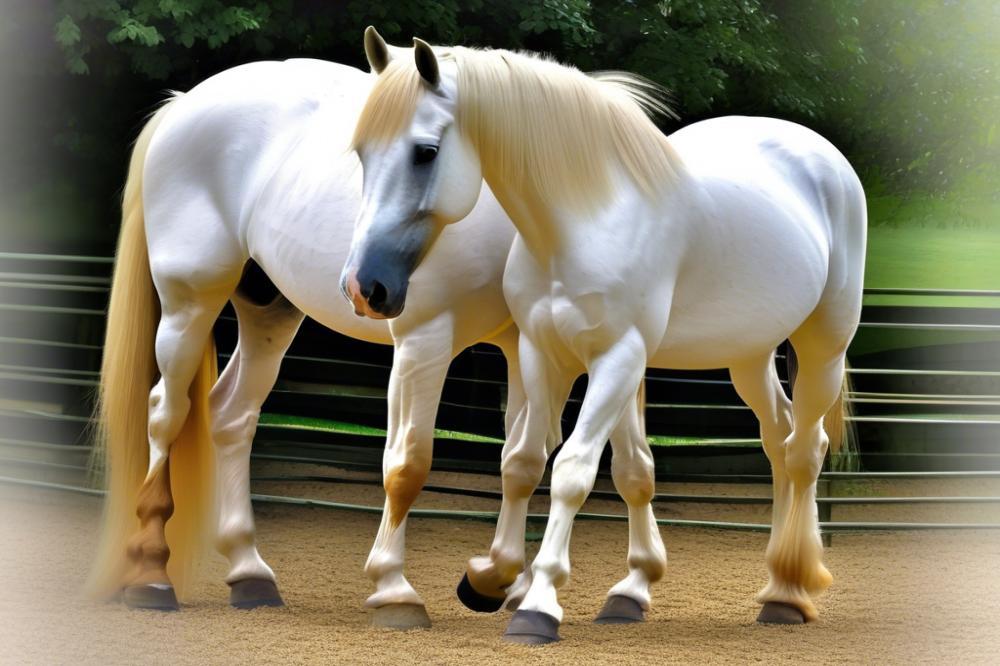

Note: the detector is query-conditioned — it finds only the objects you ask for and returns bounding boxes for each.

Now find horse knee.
[611,457,655,507]
[501,446,546,498]
[211,409,259,448]
[550,449,596,508]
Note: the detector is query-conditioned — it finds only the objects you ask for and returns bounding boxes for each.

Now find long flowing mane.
[354,47,683,212]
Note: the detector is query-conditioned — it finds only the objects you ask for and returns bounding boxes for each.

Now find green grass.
[257,413,759,448]
[853,224,1000,355]
[865,225,1000,305]
[257,413,503,444]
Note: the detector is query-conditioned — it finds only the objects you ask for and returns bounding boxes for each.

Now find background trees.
[2,0,997,253]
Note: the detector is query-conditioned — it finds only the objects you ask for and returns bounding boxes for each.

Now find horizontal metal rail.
[250,473,1000,506]
[857,322,1000,332]
[863,288,1000,298]
[0,272,110,285]
[0,252,112,264]
[3,475,998,534]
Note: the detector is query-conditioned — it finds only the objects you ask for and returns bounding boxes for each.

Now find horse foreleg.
[596,381,666,624]
[460,331,573,612]
[364,322,452,629]
[209,293,303,608]
[504,331,647,645]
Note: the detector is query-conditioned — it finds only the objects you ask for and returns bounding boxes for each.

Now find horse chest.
[514,282,627,366]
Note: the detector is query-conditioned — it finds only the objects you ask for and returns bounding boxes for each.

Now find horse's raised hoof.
[229,578,284,609]
[122,584,179,611]
[757,602,806,625]
[457,573,505,613]
[594,594,645,624]
[503,609,561,645]
[372,603,432,630]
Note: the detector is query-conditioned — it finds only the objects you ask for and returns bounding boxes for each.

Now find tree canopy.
[2,0,997,251]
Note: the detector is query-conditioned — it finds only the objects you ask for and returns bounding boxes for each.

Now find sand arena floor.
[1,463,999,665]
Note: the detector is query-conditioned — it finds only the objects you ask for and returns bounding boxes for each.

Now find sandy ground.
[1,466,1000,665]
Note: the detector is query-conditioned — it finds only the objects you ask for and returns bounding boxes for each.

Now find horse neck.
[482,163,660,278]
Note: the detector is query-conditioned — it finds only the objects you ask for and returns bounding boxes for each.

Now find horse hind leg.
[210,271,304,608]
[757,310,855,623]
[123,275,236,610]
[728,352,797,622]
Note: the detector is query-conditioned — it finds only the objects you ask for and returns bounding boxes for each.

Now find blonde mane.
[353,46,683,212]
[352,58,425,150]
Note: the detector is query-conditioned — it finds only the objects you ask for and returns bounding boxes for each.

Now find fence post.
[819,477,833,547]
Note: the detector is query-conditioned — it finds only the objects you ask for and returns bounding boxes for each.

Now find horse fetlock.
[365,550,404,582]
[488,547,525,582]
[224,545,275,584]
[628,549,667,584]
[531,554,570,590]
[216,518,255,554]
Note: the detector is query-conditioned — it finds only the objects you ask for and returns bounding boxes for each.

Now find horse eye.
[414,144,438,165]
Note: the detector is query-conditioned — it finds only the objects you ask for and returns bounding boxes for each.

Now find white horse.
[345,30,866,643]
[85,56,526,629]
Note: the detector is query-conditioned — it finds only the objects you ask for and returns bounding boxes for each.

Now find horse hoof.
[594,594,645,624]
[503,609,561,645]
[229,578,284,609]
[123,584,179,611]
[372,603,432,630]
[757,602,806,625]
[456,573,505,613]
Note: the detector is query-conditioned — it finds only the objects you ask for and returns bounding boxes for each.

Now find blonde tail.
[86,93,217,601]
[825,362,859,472]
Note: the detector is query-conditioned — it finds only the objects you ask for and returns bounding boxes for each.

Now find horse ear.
[413,38,440,87]
[364,26,391,74]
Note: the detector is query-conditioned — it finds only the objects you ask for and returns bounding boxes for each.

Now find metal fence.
[1,252,999,536]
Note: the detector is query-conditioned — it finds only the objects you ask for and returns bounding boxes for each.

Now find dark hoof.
[229,578,284,609]
[372,603,432,630]
[757,601,806,625]
[594,594,645,624]
[503,609,561,645]
[457,573,505,613]
[123,584,179,611]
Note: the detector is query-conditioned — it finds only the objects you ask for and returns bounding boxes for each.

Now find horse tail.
[785,343,859,472]
[824,363,858,471]
[86,93,217,601]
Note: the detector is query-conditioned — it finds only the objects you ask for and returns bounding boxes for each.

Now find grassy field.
[864,225,1000,305]
[853,220,1000,355]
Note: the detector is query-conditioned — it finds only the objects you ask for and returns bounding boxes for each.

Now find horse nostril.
[367,280,388,311]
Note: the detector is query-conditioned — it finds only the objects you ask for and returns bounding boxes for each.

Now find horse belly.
[651,190,829,369]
